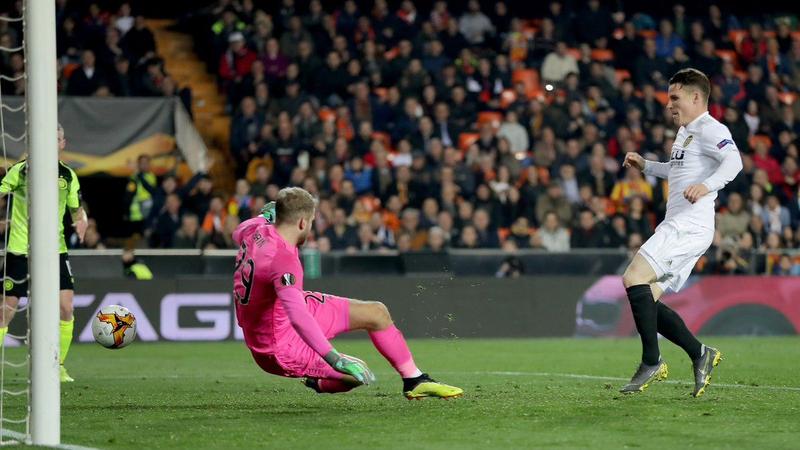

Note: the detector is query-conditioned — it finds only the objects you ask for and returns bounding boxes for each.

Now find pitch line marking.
[0,428,100,450]
[480,371,800,392]
[93,371,800,392]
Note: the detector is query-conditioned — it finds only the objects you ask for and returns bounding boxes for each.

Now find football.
[91,305,137,349]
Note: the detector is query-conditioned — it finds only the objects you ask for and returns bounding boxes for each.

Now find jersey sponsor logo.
[58,178,68,190]
[670,147,686,167]
[682,135,694,147]
[717,139,734,150]
[281,273,295,286]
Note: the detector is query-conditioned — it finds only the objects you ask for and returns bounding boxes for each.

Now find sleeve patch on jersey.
[281,273,296,286]
[717,139,734,149]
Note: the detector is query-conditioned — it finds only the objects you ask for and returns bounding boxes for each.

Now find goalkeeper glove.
[260,201,276,224]
[324,350,376,385]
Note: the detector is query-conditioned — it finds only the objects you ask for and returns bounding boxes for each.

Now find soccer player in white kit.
[619,69,743,397]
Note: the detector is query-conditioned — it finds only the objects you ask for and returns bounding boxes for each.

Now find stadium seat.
[459,132,479,151]
[654,91,669,106]
[728,30,748,51]
[373,87,388,100]
[371,131,392,150]
[638,29,657,39]
[749,134,772,150]
[591,49,614,62]
[567,48,581,60]
[715,49,739,68]
[62,62,80,80]
[511,69,543,99]
[778,92,797,105]
[614,69,631,85]
[500,89,517,109]
[478,111,504,130]
[319,107,336,123]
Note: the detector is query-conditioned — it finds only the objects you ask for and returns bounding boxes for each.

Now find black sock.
[626,284,660,365]
[657,302,703,360]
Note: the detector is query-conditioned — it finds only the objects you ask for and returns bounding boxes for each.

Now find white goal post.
[25,0,61,445]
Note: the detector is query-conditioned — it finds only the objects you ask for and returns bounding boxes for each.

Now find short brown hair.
[669,68,710,103]
[275,187,316,224]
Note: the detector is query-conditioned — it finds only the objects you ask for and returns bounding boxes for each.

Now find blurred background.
[1,0,800,341]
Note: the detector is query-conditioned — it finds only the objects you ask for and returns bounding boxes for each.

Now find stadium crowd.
[0,1,189,104]
[4,1,800,276]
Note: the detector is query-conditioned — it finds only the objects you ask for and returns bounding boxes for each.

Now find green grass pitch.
[4,337,800,449]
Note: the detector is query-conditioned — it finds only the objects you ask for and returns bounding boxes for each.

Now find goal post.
[25,0,61,445]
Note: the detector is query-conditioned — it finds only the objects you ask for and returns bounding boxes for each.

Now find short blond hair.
[275,187,317,224]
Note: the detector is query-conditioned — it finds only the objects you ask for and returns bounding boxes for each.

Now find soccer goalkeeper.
[232,188,462,399]
[0,124,88,382]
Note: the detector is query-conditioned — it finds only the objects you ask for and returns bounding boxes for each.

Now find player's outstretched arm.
[277,287,375,384]
[623,152,669,178]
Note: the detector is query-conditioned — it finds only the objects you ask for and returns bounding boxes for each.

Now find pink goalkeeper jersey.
[232,218,333,358]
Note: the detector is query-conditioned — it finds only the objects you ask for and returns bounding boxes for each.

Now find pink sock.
[369,325,422,378]
[317,378,356,393]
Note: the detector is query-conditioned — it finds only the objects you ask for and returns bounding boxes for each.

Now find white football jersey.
[644,112,741,230]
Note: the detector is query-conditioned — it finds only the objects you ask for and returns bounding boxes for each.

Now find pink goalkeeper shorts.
[252,291,351,380]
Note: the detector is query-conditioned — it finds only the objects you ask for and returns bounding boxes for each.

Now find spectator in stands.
[458,0,493,46]
[717,192,751,239]
[121,15,156,64]
[108,56,133,96]
[655,19,684,59]
[574,0,613,46]
[151,193,182,248]
[539,211,570,252]
[325,208,358,251]
[115,3,134,36]
[626,196,654,239]
[230,96,264,175]
[541,41,578,84]
[772,253,799,276]
[571,209,604,248]
[606,214,629,249]
[67,49,105,96]
[355,223,381,253]
[761,195,791,235]
[185,175,214,219]
[172,213,206,249]
[399,208,428,251]
[634,39,669,87]
[610,167,653,212]
[219,32,256,95]
[424,226,448,253]
[536,182,573,226]
[472,208,500,248]
[497,111,529,155]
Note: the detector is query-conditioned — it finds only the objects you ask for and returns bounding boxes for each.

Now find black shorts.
[2,253,74,297]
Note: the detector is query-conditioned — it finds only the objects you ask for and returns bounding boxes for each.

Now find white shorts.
[638,220,714,293]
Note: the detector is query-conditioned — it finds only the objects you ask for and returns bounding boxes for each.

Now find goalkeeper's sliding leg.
[306,293,463,399]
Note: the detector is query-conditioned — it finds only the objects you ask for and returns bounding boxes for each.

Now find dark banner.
[4,276,594,346]
[1,96,206,175]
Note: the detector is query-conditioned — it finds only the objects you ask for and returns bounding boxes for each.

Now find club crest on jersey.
[682,135,694,147]
[717,139,734,150]
[281,273,295,286]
